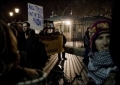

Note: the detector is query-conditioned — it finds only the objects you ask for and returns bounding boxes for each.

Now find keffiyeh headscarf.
[88,50,118,85]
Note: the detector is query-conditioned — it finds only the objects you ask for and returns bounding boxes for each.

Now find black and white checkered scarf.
[88,50,117,85]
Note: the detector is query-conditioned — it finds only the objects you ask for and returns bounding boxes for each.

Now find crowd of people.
[0,1,120,85]
[0,20,47,85]
[0,19,67,84]
[9,21,48,70]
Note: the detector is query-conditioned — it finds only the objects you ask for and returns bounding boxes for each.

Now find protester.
[21,29,48,70]
[83,27,90,66]
[22,21,31,32]
[0,20,46,85]
[58,33,67,60]
[87,19,118,85]
[9,22,26,51]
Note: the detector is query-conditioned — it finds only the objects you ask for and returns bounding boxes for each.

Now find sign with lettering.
[40,35,64,55]
[28,3,43,30]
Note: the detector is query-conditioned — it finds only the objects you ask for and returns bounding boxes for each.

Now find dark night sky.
[4,0,51,21]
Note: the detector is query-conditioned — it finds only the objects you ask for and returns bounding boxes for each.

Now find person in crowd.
[58,33,67,60]
[83,27,90,66]
[87,19,118,85]
[0,20,46,85]
[9,22,26,51]
[54,28,61,35]
[9,26,18,37]
[21,28,48,70]
[22,21,32,32]
[22,21,35,39]
[110,0,120,85]
[17,22,23,29]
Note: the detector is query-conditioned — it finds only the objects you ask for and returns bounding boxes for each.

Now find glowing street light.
[15,8,19,21]
[9,12,13,22]
[9,12,13,16]
[15,8,19,13]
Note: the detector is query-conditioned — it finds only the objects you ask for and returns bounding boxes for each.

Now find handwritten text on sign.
[28,3,43,30]
[40,35,64,56]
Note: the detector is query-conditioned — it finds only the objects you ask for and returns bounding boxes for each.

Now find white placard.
[28,3,43,30]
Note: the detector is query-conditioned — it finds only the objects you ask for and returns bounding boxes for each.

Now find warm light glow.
[66,21,71,25]
[9,12,13,16]
[15,8,19,13]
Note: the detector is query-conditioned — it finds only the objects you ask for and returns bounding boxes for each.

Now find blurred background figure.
[58,34,67,60]
[83,27,90,66]
[21,29,48,70]
[0,20,47,85]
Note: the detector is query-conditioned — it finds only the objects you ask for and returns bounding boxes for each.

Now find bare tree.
[88,0,114,18]
[44,0,73,16]
[44,0,115,18]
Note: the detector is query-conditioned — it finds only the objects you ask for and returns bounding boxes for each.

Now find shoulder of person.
[103,72,116,85]
[29,28,35,32]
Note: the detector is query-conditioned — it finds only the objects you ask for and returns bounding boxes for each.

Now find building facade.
[45,16,110,41]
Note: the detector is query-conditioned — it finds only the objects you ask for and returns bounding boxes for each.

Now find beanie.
[89,19,111,50]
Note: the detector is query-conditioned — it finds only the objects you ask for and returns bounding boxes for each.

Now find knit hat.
[89,19,111,50]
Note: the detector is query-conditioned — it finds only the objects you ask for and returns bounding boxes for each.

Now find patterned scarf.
[88,50,117,85]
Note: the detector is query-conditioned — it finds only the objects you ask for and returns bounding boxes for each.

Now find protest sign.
[40,35,64,55]
[28,3,43,30]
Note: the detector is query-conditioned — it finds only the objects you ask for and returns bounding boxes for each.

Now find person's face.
[22,23,28,32]
[95,33,110,51]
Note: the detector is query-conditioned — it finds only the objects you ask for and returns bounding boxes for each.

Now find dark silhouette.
[21,29,48,70]
[0,20,44,85]
[110,0,120,85]
[83,27,90,66]
[9,22,26,51]
[58,34,67,60]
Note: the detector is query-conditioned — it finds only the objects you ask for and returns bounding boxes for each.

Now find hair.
[10,22,23,35]
[91,37,98,52]
[0,20,20,67]
[23,21,30,27]
[87,27,90,31]
[9,26,18,37]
